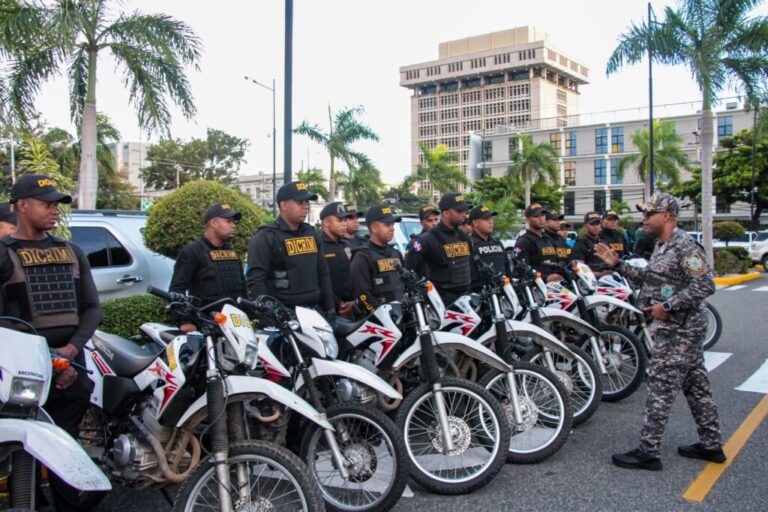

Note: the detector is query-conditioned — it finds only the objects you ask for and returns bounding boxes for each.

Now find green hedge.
[100,295,172,339]
[714,247,751,276]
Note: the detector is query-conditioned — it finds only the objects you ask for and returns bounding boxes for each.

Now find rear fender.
[537,307,601,337]
[584,294,644,316]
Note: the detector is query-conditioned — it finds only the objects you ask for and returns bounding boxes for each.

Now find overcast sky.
[30,0,767,186]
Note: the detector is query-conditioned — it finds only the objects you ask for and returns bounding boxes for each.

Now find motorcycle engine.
[339,350,378,404]
[106,405,171,484]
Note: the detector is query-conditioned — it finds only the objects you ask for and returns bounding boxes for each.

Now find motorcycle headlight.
[9,377,45,405]
[244,342,259,368]
[315,326,339,359]
[425,305,441,331]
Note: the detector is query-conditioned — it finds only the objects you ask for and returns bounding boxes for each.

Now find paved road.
[100,275,768,512]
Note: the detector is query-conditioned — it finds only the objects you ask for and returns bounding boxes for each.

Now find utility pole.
[647,2,656,198]
[284,0,294,183]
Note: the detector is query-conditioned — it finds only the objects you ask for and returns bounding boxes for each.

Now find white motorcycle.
[0,318,111,510]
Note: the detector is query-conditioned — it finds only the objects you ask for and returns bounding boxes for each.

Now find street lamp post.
[244,76,277,217]
[647,2,657,198]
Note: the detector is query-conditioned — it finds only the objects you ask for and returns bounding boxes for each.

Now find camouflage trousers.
[639,343,723,458]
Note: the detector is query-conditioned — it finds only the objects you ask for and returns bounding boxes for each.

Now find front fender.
[475,321,575,359]
[176,376,333,431]
[0,419,111,492]
[392,331,512,373]
[538,307,601,337]
[584,294,644,316]
[295,358,403,400]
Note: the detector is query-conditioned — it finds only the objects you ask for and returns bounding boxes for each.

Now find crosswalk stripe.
[752,286,768,292]
[704,352,732,372]
[725,285,748,291]
[736,358,768,394]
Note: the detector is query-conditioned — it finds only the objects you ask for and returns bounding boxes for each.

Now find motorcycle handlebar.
[147,286,184,303]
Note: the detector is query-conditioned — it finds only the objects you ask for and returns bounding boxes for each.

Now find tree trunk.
[701,104,714,264]
[77,50,98,209]
[524,177,531,206]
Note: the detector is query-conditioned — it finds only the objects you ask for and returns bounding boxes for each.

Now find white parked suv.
[69,210,175,302]
[749,231,768,270]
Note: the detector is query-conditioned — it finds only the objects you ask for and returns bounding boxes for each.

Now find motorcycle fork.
[490,293,524,425]
[204,334,233,512]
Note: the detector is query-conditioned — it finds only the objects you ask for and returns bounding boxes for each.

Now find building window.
[418,97,437,110]
[463,120,482,132]
[441,123,459,135]
[508,69,529,81]
[509,83,530,97]
[441,108,459,121]
[418,111,437,123]
[508,136,519,159]
[717,116,733,138]
[610,189,623,207]
[550,132,562,151]
[440,81,458,92]
[611,126,624,153]
[594,159,607,185]
[494,53,511,65]
[564,191,575,215]
[485,73,504,85]
[566,131,577,156]
[509,99,530,112]
[461,105,482,118]
[462,77,481,89]
[485,88,505,101]
[508,114,530,129]
[440,94,458,106]
[482,141,493,162]
[485,117,505,130]
[715,196,731,214]
[594,190,607,213]
[426,65,440,77]
[447,62,463,73]
[419,84,437,95]
[461,90,481,103]
[595,128,608,154]
[485,103,505,115]
[470,58,486,69]
[610,159,623,185]
[564,161,576,186]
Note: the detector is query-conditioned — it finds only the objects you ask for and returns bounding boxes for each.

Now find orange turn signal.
[503,277,510,286]
[214,312,227,325]
[572,261,580,272]
[536,272,542,280]
[425,281,434,292]
[52,357,70,371]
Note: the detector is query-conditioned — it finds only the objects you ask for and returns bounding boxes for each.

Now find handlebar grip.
[236,296,259,310]
[147,286,184,303]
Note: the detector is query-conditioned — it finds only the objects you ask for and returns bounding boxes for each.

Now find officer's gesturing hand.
[56,343,79,360]
[643,302,669,321]
[594,243,619,266]
[55,366,77,390]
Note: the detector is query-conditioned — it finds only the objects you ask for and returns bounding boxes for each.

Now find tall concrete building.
[399,26,589,183]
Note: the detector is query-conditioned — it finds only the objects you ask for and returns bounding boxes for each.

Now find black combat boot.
[612,448,662,471]
[677,443,726,463]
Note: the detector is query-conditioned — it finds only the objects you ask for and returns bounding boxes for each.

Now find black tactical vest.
[365,244,404,303]
[471,234,507,273]
[598,229,626,256]
[427,226,472,292]
[198,240,245,302]
[545,230,571,261]
[263,225,323,306]
[1,237,80,330]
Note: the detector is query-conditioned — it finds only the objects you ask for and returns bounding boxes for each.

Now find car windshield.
[755,232,768,242]
[401,218,422,239]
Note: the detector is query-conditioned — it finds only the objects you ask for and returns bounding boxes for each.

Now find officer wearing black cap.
[343,204,367,249]
[169,202,247,332]
[246,181,334,317]
[514,203,560,280]
[350,205,405,314]
[570,211,610,276]
[0,174,101,508]
[468,205,510,291]
[405,192,473,304]
[598,209,628,258]
[405,204,440,254]
[544,212,571,262]
[0,201,18,237]
[320,201,355,317]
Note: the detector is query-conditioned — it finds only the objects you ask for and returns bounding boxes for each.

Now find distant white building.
[236,172,285,210]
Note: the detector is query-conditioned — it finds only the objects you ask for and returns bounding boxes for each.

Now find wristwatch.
[662,301,672,312]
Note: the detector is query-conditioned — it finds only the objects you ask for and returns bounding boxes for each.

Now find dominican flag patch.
[411,240,423,253]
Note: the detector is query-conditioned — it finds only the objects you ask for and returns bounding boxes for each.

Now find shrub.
[144,180,270,259]
[713,221,745,246]
[713,248,751,276]
[100,295,172,339]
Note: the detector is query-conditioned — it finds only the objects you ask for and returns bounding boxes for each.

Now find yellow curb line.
[682,394,768,502]
[714,272,761,286]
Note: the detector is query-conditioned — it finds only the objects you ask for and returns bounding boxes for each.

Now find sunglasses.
[642,210,664,219]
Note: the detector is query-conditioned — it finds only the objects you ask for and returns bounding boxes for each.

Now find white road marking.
[736,358,768,394]
[752,286,768,292]
[704,351,732,372]
[402,485,415,498]
[716,285,727,290]
[725,285,748,291]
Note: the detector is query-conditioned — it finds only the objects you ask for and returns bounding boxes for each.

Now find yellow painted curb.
[714,272,761,286]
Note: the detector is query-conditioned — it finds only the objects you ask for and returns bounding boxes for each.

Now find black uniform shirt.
[344,234,366,250]
[405,222,472,297]
[514,229,558,277]
[569,234,605,268]
[350,241,404,313]
[598,229,628,258]
[545,229,571,262]
[321,232,353,305]
[469,232,510,290]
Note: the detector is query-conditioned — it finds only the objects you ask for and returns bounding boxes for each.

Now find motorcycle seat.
[160,329,184,344]
[91,330,164,378]
[333,317,366,337]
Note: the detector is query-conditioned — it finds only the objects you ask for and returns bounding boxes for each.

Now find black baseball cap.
[320,201,350,220]
[468,205,497,221]
[584,211,602,224]
[545,212,564,221]
[0,202,17,225]
[438,192,471,212]
[418,204,440,220]
[276,181,319,202]
[344,204,364,218]
[365,204,402,225]
[603,210,620,220]
[204,202,241,223]
[524,202,548,217]
[10,174,72,204]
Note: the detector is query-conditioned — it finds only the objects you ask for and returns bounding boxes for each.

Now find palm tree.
[506,133,559,206]
[294,106,379,201]
[297,167,329,202]
[337,159,384,207]
[606,0,768,261]
[405,143,468,199]
[0,0,202,209]
[616,120,689,199]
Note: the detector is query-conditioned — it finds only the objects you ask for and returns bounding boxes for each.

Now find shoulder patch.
[684,253,706,275]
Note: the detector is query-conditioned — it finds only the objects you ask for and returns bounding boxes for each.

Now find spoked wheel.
[580,325,646,402]
[479,362,572,463]
[395,377,509,495]
[523,345,602,427]
[174,441,324,512]
[702,302,722,351]
[299,403,408,512]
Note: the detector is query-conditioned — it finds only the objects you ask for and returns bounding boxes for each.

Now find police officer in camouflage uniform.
[594,192,725,470]
[170,202,247,332]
